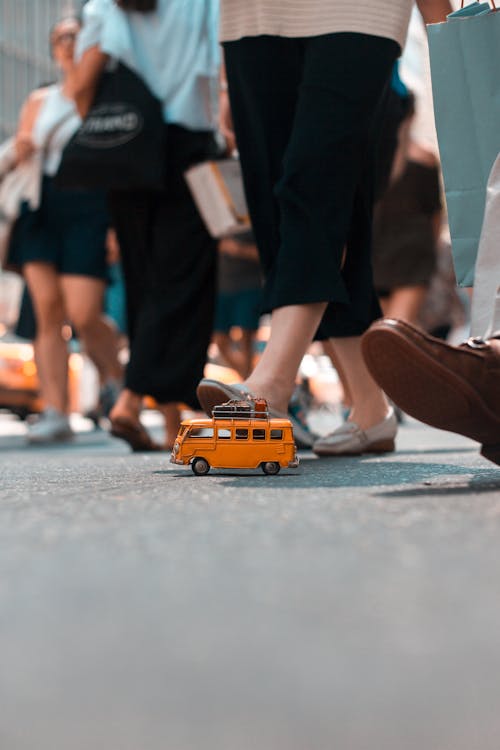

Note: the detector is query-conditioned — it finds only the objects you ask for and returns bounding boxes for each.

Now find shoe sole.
[313,438,395,457]
[362,327,500,452]
[196,380,246,417]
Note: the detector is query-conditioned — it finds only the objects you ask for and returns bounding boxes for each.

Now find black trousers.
[109,125,217,408]
[224,33,400,338]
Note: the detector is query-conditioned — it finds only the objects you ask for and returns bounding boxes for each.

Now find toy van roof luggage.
[171,399,299,475]
[212,398,268,420]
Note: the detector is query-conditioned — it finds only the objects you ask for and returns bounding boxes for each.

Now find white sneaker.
[27,408,74,445]
[313,409,397,456]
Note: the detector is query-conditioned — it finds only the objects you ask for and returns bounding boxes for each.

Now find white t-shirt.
[220,0,415,50]
[77,0,220,130]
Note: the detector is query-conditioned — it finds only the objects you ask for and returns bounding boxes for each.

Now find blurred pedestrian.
[213,233,262,380]
[198,0,453,457]
[373,98,443,325]
[69,0,219,451]
[7,17,123,444]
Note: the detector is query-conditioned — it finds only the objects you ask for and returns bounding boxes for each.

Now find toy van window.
[218,428,231,440]
[189,427,214,439]
[270,429,283,440]
[235,428,248,440]
[253,429,266,440]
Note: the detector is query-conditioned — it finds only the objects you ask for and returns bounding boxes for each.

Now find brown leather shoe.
[361,319,500,465]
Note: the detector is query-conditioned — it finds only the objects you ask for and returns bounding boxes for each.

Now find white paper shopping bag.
[428,2,500,286]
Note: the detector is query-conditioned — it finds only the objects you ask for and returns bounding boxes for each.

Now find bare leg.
[157,402,182,449]
[213,332,246,378]
[322,339,353,409]
[329,336,390,430]
[84,316,123,383]
[240,329,256,379]
[61,275,123,382]
[24,263,68,413]
[109,388,143,422]
[382,285,428,325]
[244,302,327,413]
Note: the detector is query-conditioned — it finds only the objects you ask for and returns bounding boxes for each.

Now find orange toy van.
[171,399,299,475]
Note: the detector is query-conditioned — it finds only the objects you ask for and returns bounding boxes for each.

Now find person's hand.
[219,237,259,261]
[416,0,453,24]
[218,237,240,257]
[106,228,121,265]
[219,89,237,155]
[14,134,35,164]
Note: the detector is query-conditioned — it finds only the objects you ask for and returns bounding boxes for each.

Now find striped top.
[220,0,414,50]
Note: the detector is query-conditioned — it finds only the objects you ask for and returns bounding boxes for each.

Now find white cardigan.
[221,0,414,50]
[0,139,42,267]
[0,138,41,221]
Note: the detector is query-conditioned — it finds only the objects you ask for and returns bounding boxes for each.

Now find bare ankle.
[244,378,292,414]
[110,389,142,421]
[349,399,392,431]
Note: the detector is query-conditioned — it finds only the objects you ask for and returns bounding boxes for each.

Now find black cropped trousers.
[109,125,217,407]
[224,33,399,338]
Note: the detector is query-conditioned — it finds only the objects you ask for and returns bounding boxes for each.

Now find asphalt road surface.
[1,413,500,750]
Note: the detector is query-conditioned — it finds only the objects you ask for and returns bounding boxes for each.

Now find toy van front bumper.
[288,457,300,469]
[170,455,184,465]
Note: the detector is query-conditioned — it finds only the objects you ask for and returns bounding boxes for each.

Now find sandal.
[110,416,163,453]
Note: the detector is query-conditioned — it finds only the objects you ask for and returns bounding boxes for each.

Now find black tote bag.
[56,63,166,191]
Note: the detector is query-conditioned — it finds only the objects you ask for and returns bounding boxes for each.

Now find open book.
[185,158,251,238]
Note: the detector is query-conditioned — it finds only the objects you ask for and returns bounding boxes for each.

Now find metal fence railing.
[0,0,85,140]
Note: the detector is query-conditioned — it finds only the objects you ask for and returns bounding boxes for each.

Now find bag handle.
[461,0,497,9]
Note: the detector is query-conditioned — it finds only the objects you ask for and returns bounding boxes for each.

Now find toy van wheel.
[261,461,280,476]
[192,457,210,476]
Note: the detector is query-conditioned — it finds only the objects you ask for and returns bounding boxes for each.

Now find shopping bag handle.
[461,0,497,8]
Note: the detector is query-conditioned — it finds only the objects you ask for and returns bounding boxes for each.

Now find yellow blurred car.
[0,338,84,419]
[0,339,41,418]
